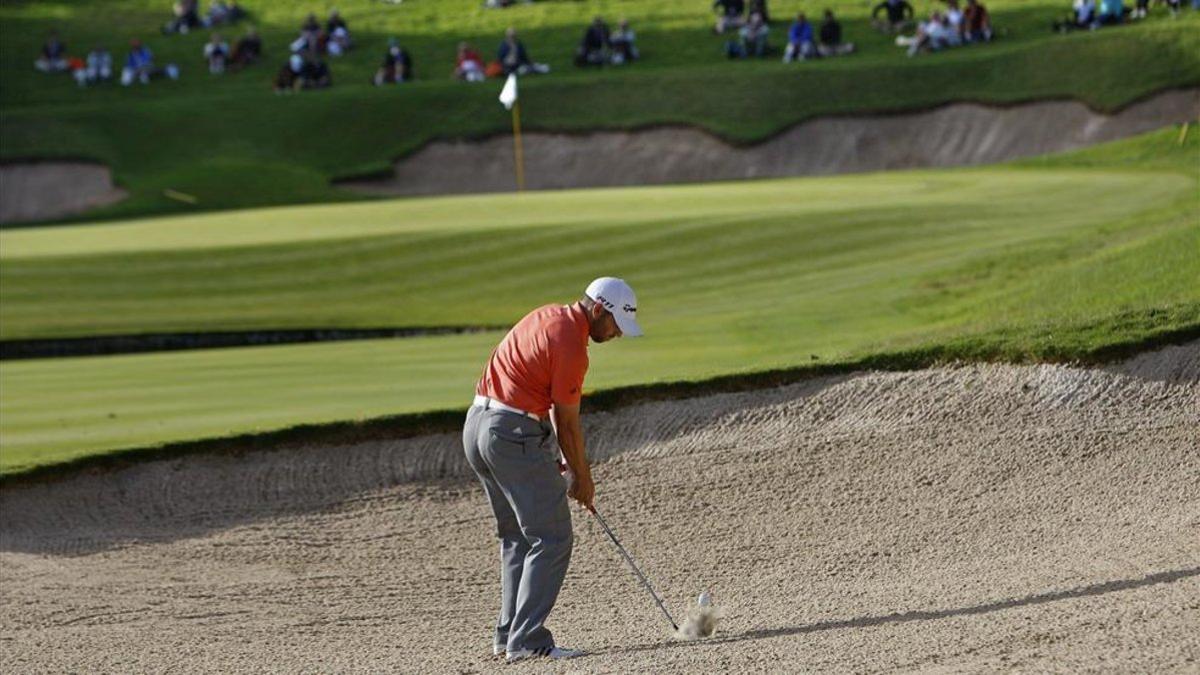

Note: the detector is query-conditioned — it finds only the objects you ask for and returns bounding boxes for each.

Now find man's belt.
[472,395,542,422]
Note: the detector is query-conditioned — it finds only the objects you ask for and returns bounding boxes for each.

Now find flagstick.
[511,99,526,193]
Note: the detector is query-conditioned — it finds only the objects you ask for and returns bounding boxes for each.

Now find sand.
[341,89,1200,197]
[0,162,126,225]
[1,342,1197,672]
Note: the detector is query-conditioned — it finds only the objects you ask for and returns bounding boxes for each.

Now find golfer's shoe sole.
[506,645,586,662]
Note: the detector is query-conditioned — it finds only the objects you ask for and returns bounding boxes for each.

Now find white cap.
[585,277,642,337]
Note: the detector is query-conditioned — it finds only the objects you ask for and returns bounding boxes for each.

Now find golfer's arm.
[551,403,590,477]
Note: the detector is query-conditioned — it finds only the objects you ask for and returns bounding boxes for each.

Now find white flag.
[499,73,518,110]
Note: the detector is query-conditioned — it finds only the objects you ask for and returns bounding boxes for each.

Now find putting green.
[0,129,1197,475]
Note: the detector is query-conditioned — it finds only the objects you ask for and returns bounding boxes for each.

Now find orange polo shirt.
[476,303,590,418]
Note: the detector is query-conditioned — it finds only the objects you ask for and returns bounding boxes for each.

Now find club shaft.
[591,507,678,630]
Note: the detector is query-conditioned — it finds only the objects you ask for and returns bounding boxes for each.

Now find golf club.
[589,505,679,631]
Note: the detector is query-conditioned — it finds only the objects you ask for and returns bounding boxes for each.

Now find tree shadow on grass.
[601,566,1200,656]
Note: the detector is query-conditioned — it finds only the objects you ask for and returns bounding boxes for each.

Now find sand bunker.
[342,89,1200,197]
[0,162,126,225]
[1,342,1197,671]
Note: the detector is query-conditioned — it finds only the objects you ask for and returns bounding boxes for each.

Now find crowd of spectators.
[894,0,992,56]
[31,0,1199,94]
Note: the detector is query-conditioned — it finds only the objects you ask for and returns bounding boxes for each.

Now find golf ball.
[697,591,712,607]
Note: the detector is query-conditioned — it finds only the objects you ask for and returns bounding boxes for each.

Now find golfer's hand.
[568,470,595,510]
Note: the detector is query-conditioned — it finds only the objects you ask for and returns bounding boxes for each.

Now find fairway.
[1,129,1197,474]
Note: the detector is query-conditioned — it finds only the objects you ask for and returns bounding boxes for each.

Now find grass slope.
[1,0,1197,222]
[0,128,1196,474]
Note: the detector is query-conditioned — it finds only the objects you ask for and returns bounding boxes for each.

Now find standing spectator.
[374,37,413,85]
[164,0,202,34]
[204,33,230,73]
[455,42,485,81]
[326,9,348,34]
[713,0,747,34]
[498,27,549,75]
[230,26,263,68]
[325,9,353,55]
[575,16,610,67]
[74,46,113,86]
[736,12,770,57]
[872,0,915,32]
[783,12,816,61]
[818,10,855,56]
[962,0,993,41]
[34,30,69,72]
[609,18,639,64]
[301,13,320,34]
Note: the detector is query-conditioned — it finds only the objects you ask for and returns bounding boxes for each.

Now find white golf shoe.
[505,645,586,663]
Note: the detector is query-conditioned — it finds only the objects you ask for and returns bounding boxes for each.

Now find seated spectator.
[609,18,639,65]
[713,0,747,34]
[121,39,179,85]
[962,0,993,41]
[782,12,816,61]
[275,53,304,92]
[374,38,413,85]
[749,0,771,23]
[164,0,202,34]
[74,46,113,86]
[230,26,263,68]
[944,0,965,33]
[302,52,332,88]
[204,33,230,73]
[205,1,232,26]
[34,30,69,72]
[454,41,485,81]
[498,27,550,75]
[872,0,915,32]
[732,12,769,58]
[1097,0,1127,23]
[901,11,958,56]
[326,9,348,34]
[575,16,611,67]
[818,10,855,56]
[1056,0,1097,30]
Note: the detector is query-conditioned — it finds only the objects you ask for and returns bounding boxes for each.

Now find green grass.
[0,127,1196,475]
[1,0,1198,222]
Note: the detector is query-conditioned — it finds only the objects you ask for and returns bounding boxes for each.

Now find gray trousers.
[463,404,573,653]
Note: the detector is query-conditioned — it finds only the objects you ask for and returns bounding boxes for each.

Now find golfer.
[463,277,642,663]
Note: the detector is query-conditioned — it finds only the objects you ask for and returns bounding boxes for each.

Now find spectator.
[121,39,179,85]
[164,0,202,34]
[230,26,263,68]
[498,27,549,75]
[34,30,69,72]
[204,33,229,73]
[749,0,771,23]
[455,41,485,81]
[326,9,348,34]
[901,11,957,56]
[1053,0,1096,30]
[74,46,113,86]
[962,0,993,41]
[609,18,639,64]
[575,16,610,67]
[275,53,304,92]
[1097,0,1127,23]
[783,12,816,61]
[205,1,232,26]
[872,0,915,32]
[818,10,855,56]
[374,37,413,85]
[302,51,332,88]
[301,13,320,34]
[713,0,747,34]
[944,0,965,33]
[733,12,770,58]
